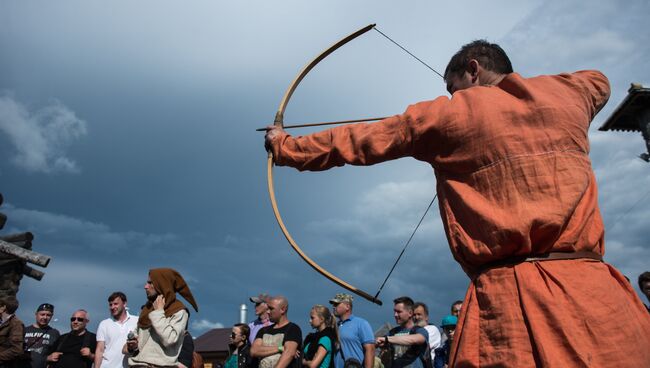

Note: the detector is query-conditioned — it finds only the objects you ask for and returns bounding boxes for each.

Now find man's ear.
[468,59,480,81]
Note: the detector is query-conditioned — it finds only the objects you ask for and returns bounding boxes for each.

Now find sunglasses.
[230,333,240,338]
[70,317,86,322]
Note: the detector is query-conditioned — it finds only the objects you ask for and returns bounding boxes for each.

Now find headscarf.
[138,268,199,328]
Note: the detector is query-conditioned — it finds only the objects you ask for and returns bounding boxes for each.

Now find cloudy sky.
[1,0,649,336]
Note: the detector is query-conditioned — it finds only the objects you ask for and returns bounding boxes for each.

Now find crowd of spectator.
[0,268,200,368]
[229,270,650,368]
[2,269,649,368]
[232,292,461,368]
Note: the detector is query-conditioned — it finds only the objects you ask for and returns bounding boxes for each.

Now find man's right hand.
[126,336,139,353]
[47,352,62,362]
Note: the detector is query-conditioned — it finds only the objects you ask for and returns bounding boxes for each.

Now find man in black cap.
[248,294,273,345]
[23,303,60,368]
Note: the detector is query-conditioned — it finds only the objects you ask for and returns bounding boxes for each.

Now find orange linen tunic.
[270,71,650,367]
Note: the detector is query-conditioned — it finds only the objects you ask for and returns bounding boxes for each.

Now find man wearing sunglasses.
[46,310,96,368]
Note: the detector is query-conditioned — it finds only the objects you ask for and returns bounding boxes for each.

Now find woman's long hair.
[311,304,338,344]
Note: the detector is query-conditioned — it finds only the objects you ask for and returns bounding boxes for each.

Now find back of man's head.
[444,40,513,80]
[0,296,19,314]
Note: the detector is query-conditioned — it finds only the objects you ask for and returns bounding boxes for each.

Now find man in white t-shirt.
[413,302,441,362]
[94,292,138,368]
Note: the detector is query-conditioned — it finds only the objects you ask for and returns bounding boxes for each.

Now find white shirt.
[423,325,442,361]
[96,313,138,368]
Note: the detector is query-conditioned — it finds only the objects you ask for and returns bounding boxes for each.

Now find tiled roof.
[194,327,230,353]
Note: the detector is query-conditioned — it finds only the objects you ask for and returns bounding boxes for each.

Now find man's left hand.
[264,125,285,153]
[153,295,166,310]
[80,347,91,357]
[375,336,387,347]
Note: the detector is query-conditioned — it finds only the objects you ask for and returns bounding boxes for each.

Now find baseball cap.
[249,293,270,304]
[329,293,354,305]
[441,315,457,327]
[36,303,54,313]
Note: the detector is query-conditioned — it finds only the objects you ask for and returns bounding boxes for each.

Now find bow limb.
[267,23,383,306]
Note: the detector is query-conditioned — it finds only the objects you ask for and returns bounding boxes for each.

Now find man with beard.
[23,303,59,368]
[46,309,96,368]
[412,302,440,362]
[124,268,198,367]
[95,292,138,368]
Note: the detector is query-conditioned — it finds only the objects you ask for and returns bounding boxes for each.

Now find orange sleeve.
[271,97,450,171]
[562,70,611,119]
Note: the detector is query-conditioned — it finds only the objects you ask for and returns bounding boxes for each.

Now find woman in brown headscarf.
[125,268,199,367]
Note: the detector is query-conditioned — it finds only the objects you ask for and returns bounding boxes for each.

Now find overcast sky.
[1,0,649,336]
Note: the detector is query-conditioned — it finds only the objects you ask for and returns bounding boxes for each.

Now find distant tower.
[239,303,247,323]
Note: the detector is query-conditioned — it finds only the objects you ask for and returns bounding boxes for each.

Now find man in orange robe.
[264,40,650,367]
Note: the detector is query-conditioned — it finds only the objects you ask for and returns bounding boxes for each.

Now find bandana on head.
[138,268,199,329]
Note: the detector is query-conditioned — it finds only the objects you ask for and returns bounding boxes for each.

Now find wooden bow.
[267,23,383,305]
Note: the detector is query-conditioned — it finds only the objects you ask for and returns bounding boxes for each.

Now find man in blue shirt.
[329,294,375,368]
[376,297,429,368]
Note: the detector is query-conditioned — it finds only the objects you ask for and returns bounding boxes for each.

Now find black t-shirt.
[23,325,60,368]
[255,322,302,368]
[49,331,96,368]
[178,332,194,368]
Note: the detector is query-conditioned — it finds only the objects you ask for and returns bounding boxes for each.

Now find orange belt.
[476,250,603,275]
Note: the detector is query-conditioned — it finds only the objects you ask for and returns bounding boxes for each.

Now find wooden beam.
[0,239,50,267]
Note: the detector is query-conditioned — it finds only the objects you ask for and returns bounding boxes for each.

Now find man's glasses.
[230,333,239,338]
[70,317,86,322]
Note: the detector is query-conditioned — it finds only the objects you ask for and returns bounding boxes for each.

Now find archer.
[264,40,650,367]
